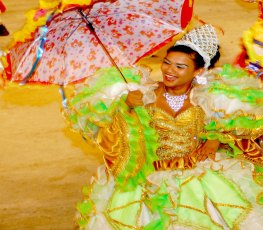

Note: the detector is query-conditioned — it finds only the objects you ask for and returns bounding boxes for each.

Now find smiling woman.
[65,24,263,229]
[0,1,261,230]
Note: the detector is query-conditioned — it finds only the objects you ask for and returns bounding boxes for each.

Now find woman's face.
[161,51,200,89]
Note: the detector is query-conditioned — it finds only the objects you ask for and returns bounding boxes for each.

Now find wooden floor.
[0,0,258,229]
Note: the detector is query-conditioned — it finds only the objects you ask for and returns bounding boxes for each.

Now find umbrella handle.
[77,9,128,83]
[59,85,68,108]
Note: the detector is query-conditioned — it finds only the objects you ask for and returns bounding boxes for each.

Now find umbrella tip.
[59,86,68,108]
[19,82,26,86]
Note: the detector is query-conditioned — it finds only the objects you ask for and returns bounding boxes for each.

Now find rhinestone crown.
[175,24,218,69]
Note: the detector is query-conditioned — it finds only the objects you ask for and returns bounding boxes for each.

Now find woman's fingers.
[126,90,144,107]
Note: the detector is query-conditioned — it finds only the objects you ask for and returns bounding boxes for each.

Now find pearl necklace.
[163,86,191,113]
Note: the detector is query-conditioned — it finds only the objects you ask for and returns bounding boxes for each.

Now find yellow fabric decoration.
[61,0,92,10]
[39,0,60,9]
[243,20,263,66]
[11,9,55,45]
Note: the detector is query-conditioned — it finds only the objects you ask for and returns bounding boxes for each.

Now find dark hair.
[166,45,220,69]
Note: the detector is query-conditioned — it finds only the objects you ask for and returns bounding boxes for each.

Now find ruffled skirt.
[76,152,263,230]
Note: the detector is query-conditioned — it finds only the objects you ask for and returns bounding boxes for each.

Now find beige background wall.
[0,0,259,229]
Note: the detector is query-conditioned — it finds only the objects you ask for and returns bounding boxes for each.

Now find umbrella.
[6,0,194,85]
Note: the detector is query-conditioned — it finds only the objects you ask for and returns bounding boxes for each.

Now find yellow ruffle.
[39,0,60,9]
[154,154,198,170]
[11,8,56,45]
[235,139,263,166]
[61,0,92,10]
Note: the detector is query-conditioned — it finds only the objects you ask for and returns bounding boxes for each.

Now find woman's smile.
[163,73,178,82]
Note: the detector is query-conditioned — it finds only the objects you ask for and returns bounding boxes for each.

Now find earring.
[195,74,207,85]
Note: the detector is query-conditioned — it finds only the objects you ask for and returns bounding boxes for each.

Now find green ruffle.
[114,106,159,190]
[210,64,263,105]
[200,65,263,156]
[66,67,141,138]
[144,181,174,230]
[202,116,263,156]
[219,64,254,79]
[254,165,263,189]
[66,67,159,188]
[76,200,94,227]
[205,117,263,133]
[200,113,263,157]
[70,67,141,105]
[208,82,263,105]
[199,131,242,157]
[255,165,263,173]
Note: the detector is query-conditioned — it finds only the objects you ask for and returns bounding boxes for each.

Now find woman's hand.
[125,90,144,108]
[195,140,220,161]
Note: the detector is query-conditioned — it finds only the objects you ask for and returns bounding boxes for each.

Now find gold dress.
[76,84,263,230]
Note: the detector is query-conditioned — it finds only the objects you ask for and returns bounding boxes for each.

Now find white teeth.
[165,74,175,80]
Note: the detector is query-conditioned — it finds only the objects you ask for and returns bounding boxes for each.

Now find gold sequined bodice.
[147,106,205,161]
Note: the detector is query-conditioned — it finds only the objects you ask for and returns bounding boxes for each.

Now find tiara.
[174,24,218,68]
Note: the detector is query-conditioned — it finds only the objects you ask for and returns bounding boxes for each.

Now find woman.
[66,24,263,229]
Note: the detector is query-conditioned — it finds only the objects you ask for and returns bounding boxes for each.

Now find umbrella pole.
[78,9,128,83]
[59,85,68,108]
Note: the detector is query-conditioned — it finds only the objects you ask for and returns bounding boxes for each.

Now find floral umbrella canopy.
[6,0,194,85]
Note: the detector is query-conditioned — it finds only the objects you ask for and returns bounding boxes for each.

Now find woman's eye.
[163,60,170,64]
[176,65,186,69]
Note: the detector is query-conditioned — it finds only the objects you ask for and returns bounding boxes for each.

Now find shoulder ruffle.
[64,66,157,138]
[191,64,263,156]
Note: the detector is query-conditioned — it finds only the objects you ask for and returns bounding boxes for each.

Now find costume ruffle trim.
[65,67,157,138]
[76,152,263,229]
[114,107,159,190]
[191,64,263,158]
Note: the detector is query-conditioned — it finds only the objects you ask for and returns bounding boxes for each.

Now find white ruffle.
[73,65,158,109]
[190,68,263,120]
[79,152,263,229]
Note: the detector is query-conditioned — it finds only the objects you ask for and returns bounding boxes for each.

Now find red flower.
[88,50,96,60]
[111,29,122,39]
[47,59,55,68]
[134,41,143,51]
[48,75,55,82]
[97,8,110,15]
[45,42,55,51]
[140,30,154,38]
[117,41,128,50]
[107,17,117,26]
[123,26,133,35]
[127,14,140,21]
[60,33,69,42]
[70,39,83,48]
[70,60,81,70]
[139,2,152,8]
